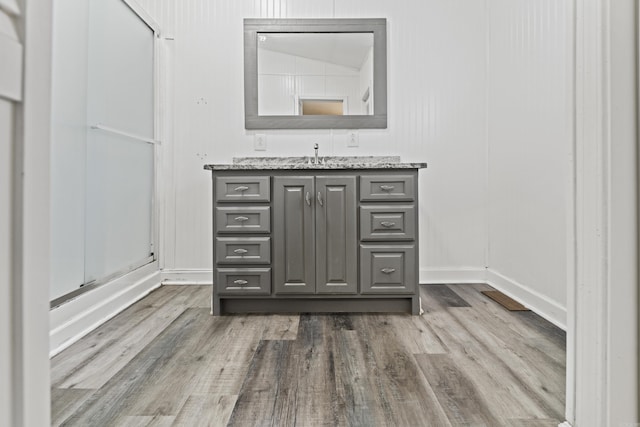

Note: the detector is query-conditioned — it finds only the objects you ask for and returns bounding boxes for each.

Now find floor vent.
[481,290,530,311]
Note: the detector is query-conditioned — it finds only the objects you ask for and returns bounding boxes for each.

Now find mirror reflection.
[257,33,374,116]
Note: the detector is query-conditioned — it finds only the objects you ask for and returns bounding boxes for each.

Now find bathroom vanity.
[204,156,427,315]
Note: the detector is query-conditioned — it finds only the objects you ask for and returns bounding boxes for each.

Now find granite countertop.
[204,156,428,171]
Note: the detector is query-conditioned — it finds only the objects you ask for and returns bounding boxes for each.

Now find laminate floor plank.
[387,313,448,355]
[51,286,188,387]
[448,307,565,419]
[504,419,563,427]
[126,312,241,417]
[452,284,562,343]
[172,394,238,427]
[230,315,344,426]
[185,285,212,308]
[189,315,271,395]
[415,353,502,426]
[50,388,94,427]
[281,315,342,426]
[449,285,565,360]
[452,285,567,373]
[60,309,224,426]
[260,314,300,340]
[118,415,175,427]
[423,308,553,421]
[352,314,453,426]
[226,339,296,426]
[421,284,471,308]
[331,330,392,426]
[57,298,196,390]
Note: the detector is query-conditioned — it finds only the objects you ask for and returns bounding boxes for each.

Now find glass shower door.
[84,0,155,285]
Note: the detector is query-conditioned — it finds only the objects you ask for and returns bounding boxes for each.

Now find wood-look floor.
[51,284,566,427]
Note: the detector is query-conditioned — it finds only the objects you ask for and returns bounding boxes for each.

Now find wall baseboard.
[49,262,161,356]
[160,268,213,284]
[420,267,487,284]
[485,268,566,330]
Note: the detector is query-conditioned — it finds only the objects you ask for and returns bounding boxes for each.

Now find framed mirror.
[244,18,387,129]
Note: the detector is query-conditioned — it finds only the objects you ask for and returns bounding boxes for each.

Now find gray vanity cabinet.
[273,176,357,295]
[206,160,426,316]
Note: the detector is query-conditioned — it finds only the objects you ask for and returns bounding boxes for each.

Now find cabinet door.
[273,177,315,294]
[316,176,358,294]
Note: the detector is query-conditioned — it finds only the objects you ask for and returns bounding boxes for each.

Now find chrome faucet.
[314,143,319,164]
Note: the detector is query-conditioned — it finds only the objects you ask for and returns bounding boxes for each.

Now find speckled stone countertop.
[204,156,427,171]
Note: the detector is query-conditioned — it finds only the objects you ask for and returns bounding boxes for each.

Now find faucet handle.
[314,143,319,150]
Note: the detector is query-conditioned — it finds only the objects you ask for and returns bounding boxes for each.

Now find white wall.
[605,0,638,421]
[151,0,489,284]
[486,0,572,327]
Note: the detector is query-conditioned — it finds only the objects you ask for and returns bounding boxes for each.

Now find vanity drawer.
[215,206,270,233]
[360,175,415,202]
[215,176,270,202]
[360,244,416,294]
[216,237,271,264]
[216,268,271,295]
[360,205,415,241]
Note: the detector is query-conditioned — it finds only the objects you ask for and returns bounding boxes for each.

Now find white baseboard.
[485,268,567,330]
[420,267,487,284]
[160,268,213,285]
[49,262,161,356]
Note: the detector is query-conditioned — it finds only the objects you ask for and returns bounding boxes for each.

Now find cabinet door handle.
[305,191,311,206]
[233,248,248,255]
[380,185,395,192]
[233,279,248,285]
[317,192,324,206]
[234,185,249,192]
[381,268,396,274]
[380,221,396,228]
[234,216,249,222]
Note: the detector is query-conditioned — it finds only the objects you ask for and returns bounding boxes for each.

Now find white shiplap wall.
[140,0,572,328]
[486,0,572,326]
[144,0,489,281]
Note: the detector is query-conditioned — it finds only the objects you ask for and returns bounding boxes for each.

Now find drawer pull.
[234,216,249,222]
[233,248,248,255]
[380,185,395,192]
[381,268,396,274]
[317,191,324,206]
[305,191,311,206]
[233,279,248,285]
[234,186,250,192]
[380,221,396,228]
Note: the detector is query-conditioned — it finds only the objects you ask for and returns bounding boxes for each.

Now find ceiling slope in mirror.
[244,18,387,129]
